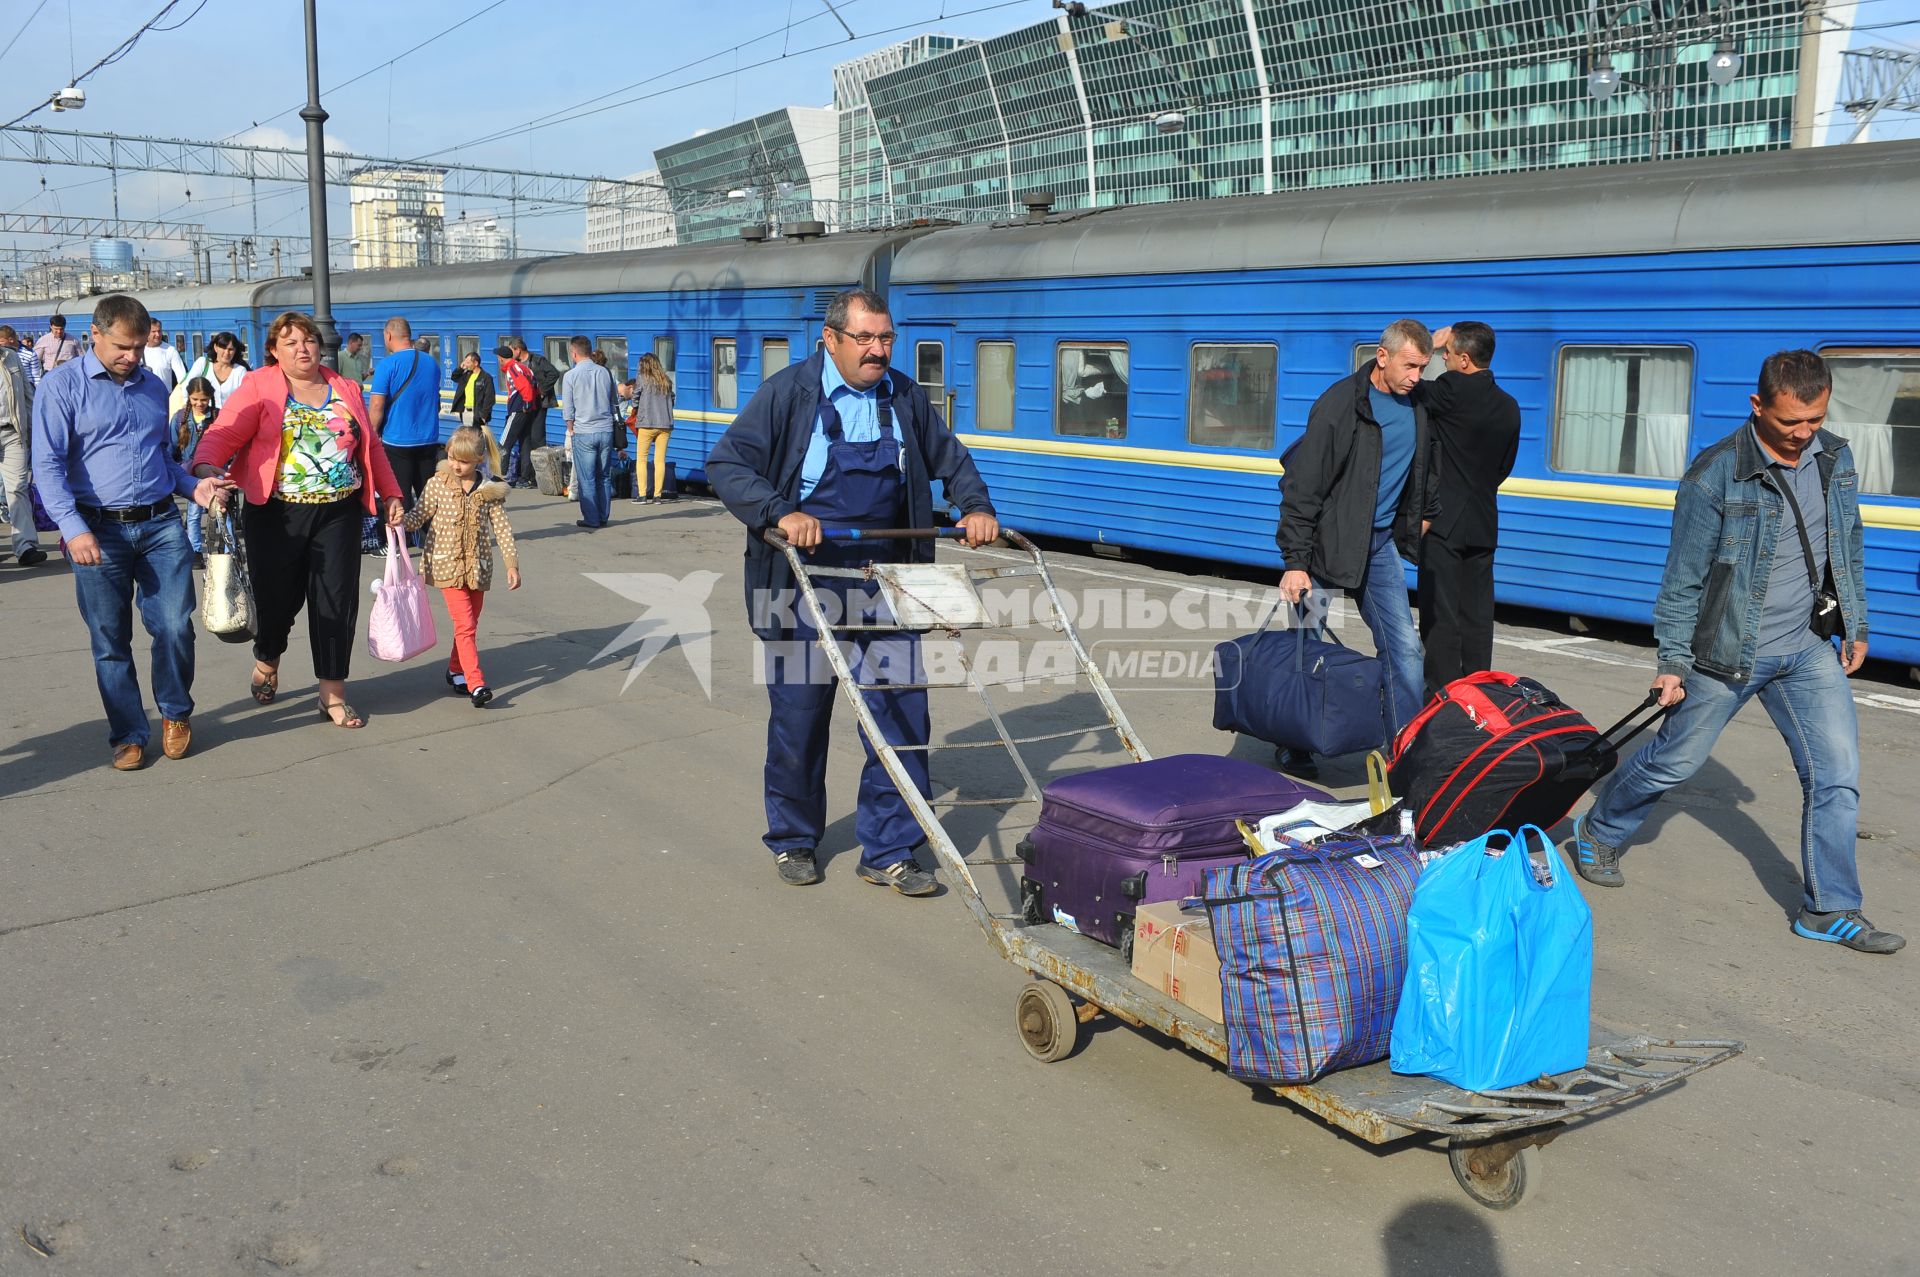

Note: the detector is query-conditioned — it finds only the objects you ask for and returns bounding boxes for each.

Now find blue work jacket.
[707,349,997,640]
[1654,421,1869,683]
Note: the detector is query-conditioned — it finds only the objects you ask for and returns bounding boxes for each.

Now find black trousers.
[1418,536,1497,699]
[245,496,362,681]
[384,442,442,507]
[500,401,542,484]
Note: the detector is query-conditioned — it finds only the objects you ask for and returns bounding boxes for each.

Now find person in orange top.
[190,312,405,729]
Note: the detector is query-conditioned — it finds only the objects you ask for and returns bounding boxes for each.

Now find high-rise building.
[831,35,974,230]
[653,107,840,243]
[853,0,1832,219]
[584,171,679,253]
[348,166,446,269]
[444,213,512,265]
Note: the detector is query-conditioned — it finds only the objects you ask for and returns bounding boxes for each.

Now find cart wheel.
[1448,1140,1540,1210]
[1015,980,1080,1063]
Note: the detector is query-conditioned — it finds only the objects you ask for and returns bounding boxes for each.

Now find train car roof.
[890,140,1920,284]
[252,228,931,307]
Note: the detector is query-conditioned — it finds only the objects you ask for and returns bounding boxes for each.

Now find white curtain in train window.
[1826,360,1903,495]
[1556,348,1690,478]
[1056,344,1129,437]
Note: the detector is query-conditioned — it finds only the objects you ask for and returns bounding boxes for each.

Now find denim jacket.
[1654,420,1868,683]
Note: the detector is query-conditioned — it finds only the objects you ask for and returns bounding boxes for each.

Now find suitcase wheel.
[1015,980,1079,1064]
[1118,920,1135,968]
[1018,878,1046,926]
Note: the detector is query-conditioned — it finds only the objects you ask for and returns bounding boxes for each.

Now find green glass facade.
[655,106,839,243]
[856,0,1808,218]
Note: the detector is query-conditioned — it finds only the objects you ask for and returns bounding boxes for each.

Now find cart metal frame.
[771,526,1743,1209]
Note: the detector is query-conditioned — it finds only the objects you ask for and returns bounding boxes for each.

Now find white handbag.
[200,494,257,644]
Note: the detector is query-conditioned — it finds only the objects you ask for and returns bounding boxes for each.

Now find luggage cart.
[770,526,1744,1210]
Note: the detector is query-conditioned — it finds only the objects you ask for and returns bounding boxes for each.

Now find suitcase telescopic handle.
[1601,690,1669,750]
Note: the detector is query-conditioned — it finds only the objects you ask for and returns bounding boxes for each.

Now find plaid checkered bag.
[1203,833,1423,1084]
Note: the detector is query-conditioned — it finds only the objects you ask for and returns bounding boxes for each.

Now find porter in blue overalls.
[763,366,931,872]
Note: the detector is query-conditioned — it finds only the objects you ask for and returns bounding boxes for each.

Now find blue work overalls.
[762,380,931,871]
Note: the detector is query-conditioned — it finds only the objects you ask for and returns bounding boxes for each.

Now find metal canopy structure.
[0,124,671,209]
[0,212,207,241]
[1840,46,1920,143]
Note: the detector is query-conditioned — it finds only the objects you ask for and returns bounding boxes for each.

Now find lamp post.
[301,0,339,368]
[1585,0,1744,164]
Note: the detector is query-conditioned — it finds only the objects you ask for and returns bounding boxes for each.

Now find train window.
[762,338,790,377]
[1352,341,1447,381]
[653,336,675,382]
[1055,342,1129,440]
[192,332,204,359]
[1552,346,1692,479]
[544,336,571,377]
[455,334,480,367]
[713,338,738,410]
[1189,344,1278,450]
[416,334,441,363]
[1824,347,1920,497]
[173,334,186,353]
[976,340,1016,432]
[597,336,629,382]
[915,341,945,393]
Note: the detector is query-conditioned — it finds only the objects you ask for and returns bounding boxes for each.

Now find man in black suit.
[1418,321,1521,698]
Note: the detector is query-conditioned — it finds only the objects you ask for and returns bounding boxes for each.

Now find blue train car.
[886,142,1920,667]
[240,231,923,473]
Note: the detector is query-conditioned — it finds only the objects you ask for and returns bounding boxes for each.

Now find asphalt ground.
[1,488,1915,1276]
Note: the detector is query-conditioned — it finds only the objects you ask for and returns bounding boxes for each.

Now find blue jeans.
[572,432,614,528]
[1314,527,1425,741]
[181,502,204,555]
[71,511,196,748]
[1585,641,1862,913]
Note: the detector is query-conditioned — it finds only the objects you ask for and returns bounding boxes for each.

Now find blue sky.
[0,0,1916,264]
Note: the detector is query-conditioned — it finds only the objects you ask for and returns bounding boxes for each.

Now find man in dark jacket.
[709,288,998,895]
[450,352,496,434]
[1275,318,1440,775]
[1418,321,1520,697]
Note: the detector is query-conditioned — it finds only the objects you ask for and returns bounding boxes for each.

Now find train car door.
[907,326,953,425]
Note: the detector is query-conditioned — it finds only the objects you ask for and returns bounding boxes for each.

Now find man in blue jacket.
[709,289,998,894]
[1568,350,1901,955]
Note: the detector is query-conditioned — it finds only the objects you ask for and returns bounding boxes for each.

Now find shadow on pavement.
[1382,1198,1506,1276]
[0,624,630,795]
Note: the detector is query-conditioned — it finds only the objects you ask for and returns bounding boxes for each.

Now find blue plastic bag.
[1389,824,1592,1092]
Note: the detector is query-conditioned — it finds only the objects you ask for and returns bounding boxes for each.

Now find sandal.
[250,661,280,705]
[317,700,365,729]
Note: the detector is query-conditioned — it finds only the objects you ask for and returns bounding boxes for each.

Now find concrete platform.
[1,488,1914,1274]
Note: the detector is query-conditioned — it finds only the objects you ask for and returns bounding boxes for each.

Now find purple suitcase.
[1016,753,1332,959]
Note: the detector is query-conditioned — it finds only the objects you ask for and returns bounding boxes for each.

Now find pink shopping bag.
[367,524,438,662]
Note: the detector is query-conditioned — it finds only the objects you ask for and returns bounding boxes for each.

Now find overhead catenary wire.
[0,0,209,131]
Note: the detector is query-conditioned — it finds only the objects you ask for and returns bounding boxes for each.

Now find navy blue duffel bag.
[1212,600,1387,758]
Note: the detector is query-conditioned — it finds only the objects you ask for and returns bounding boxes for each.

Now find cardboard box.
[1131,900,1224,1023]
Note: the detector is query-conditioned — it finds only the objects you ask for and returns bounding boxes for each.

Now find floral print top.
[276,390,364,501]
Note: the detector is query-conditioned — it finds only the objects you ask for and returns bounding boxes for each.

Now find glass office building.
[857,0,1815,218]
[654,106,840,243]
[833,35,974,230]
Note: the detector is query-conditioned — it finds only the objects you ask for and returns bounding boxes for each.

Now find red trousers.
[442,587,486,687]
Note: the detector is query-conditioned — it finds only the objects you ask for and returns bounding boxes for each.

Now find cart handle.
[763,526,971,547]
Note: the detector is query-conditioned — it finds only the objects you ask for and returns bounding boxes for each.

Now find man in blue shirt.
[709,289,998,894]
[368,315,444,509]
[1275,318,1439,777]
[31,294,233,771]
[561,336,619,529]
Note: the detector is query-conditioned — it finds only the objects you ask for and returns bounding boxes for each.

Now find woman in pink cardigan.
[191,311,405,728]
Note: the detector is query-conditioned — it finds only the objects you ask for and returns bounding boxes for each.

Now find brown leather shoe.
[112,743,146,771]
[162,718,192,760]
